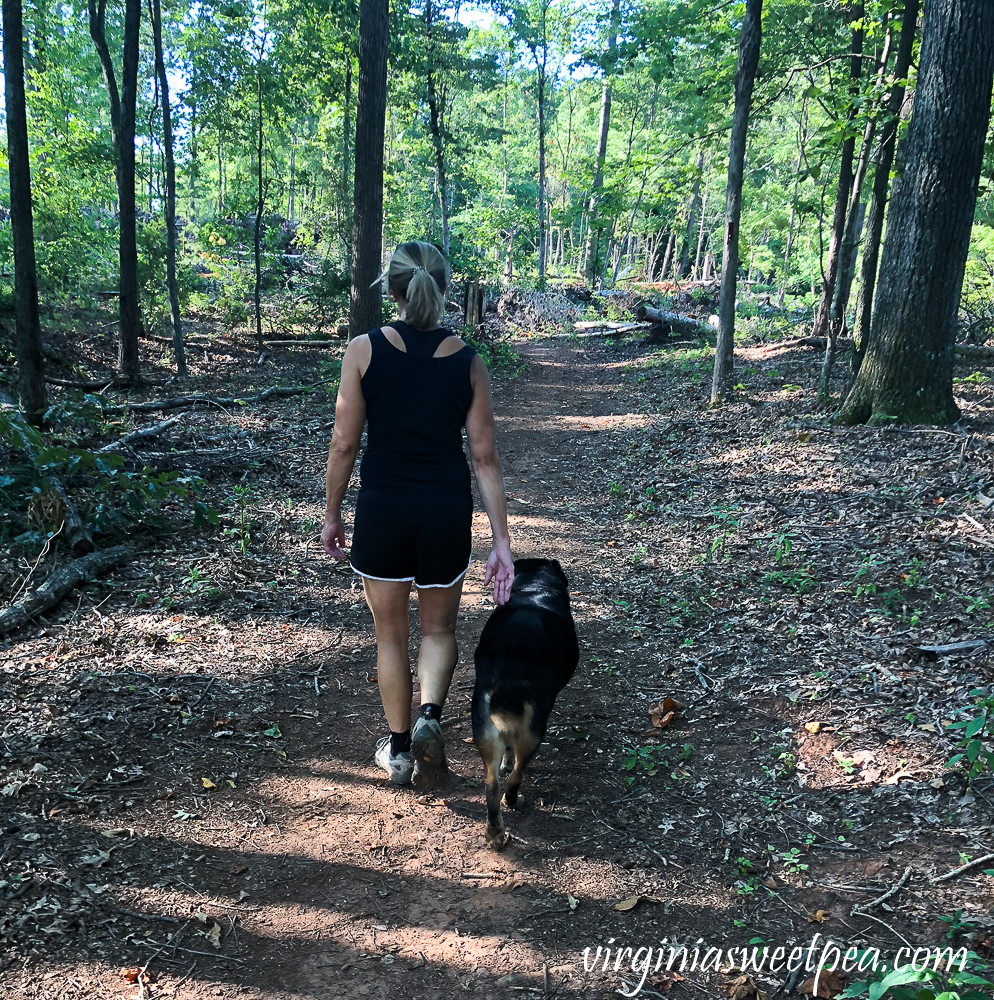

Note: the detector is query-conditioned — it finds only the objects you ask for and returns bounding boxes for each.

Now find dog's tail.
[486,681,535,742]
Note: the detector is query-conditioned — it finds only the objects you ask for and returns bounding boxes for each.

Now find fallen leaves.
[724,973,770,1000]
[612,894,662,911]
[119,967,154,985]
[798,969,846,997]
[647,697,684,732]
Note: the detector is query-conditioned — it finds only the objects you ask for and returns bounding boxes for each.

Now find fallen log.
[761,336,993,361]
[44,375,132,390]
[0,545,133,635]
[100,383,317,415]
[914,639,990,659]
[762,336,855,350]
[573,321,653,333]
[634,305,710,338]
[96,415,184,453]
[262,339,343,347]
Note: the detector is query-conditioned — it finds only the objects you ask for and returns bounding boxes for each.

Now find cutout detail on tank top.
[381,324,466,359]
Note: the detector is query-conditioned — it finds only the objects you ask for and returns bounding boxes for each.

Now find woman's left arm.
[322,336,369,559]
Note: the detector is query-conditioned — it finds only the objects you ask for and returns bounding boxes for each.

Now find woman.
[321,241,514,785]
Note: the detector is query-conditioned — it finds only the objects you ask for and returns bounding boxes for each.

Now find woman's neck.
[397,315,438,332]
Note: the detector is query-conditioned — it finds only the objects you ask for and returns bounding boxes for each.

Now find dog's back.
[472,559,578,849]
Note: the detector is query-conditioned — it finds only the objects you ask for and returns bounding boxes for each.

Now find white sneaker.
[374,736,414,785]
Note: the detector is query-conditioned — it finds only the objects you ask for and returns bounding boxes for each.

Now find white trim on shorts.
[415,555,473,589]
[349,555,472,590]
[349,563,415,583]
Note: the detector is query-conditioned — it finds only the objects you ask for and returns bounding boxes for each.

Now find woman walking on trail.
[321,241,514,785]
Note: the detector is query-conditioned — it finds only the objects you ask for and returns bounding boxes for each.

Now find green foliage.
[460,325,525,376]
[0,404,215,552]
[839,950,993,1000]
[945,690,994,783]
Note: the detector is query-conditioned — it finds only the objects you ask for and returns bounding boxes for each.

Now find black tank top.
[357,320,477,526]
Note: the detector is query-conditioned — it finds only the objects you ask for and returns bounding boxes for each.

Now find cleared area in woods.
[1,298,993,998]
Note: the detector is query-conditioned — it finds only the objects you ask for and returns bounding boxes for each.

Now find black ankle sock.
[390,729,411,755]
[421,703,443,723]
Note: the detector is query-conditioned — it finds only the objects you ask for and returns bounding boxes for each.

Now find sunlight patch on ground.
[497,413,661,433]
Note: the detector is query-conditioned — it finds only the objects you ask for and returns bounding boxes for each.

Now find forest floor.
[2,311,994,1000]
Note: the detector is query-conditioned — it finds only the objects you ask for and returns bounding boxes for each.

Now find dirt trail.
[3,332,993,1000]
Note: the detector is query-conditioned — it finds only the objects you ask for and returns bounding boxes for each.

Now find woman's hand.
[484,541,514,605]
[322,515,347,559]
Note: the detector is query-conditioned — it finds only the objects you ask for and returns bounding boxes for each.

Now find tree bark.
[778,105,807,308]
[811,8,863,358]
[149,0,185,376]
[710,0,762,404]
[3,0,47,424]
[694,173,711,280]
[838,0,994,426]
[582,0,620,285]
[88,0,142,381]
[852,0,920,375]
[679,148,706,278]
[425,0,451,256]
[535,24,549,284]
[254,40,265,354]
[821,14,895,397]
[349,0,388,338]
[342,53,353,275]
[189,57,198,220]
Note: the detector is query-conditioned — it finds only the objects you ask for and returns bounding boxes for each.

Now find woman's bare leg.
[416,577,464,709]
[362,577,413,732]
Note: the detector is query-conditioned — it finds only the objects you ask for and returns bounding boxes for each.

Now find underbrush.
[0,402,214,599]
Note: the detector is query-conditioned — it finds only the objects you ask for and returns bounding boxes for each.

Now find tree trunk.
[349,0,388,338]
[88,0,142,381]
[583,0,620,284]
[288,133,296,220]
[660,233,676,282]
[852,0,920,375]
[116,0,142,379]
[778,107,807,308]
[838,0,994,426]
[823,14,894,394]
[536,45,548,283]
[189,58,198,220]
[3,0,47,424]
[811,10,863,357]
[611,83,658,286]
[680,148,705,278]
[342,53,353,276]
[149,0,185,376]
[424,0,450,256]
[710,0,762,405]
[694,173,710,280]
[254,51,265,354]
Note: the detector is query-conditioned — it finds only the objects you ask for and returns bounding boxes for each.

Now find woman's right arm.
[466,354,514,604]
[321,336,369,559]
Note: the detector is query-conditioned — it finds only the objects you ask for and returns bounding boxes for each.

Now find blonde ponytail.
[387,241,447,329]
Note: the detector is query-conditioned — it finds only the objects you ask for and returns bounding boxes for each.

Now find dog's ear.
[551,559,567,583]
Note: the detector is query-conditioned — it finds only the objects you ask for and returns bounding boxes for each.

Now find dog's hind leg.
[476,732,507,850]
[503,730,539,811]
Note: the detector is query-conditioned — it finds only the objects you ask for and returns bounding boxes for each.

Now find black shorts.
[350,514,472,589]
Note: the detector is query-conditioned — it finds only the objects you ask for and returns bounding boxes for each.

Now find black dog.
[472,558,578,849]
